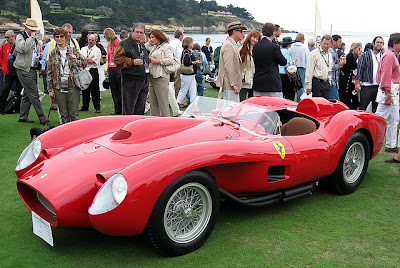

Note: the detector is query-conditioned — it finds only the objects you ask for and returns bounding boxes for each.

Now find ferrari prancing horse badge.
[272,141,285,159]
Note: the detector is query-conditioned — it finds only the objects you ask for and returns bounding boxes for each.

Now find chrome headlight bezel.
[15,138,42,171]
[89,174,128,215]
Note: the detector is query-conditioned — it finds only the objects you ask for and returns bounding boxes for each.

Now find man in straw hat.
[216,21,246,102]
[14,18,49,124]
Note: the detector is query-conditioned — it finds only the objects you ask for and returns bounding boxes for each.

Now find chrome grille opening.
[17,182,57,226]
[37,192,56,215]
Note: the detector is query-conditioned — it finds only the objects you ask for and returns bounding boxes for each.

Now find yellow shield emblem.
[272,141,285,159]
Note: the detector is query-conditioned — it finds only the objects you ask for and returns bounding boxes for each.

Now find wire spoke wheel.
[343,142,365,184]
[164,182,212,244]
[327,132,370,195]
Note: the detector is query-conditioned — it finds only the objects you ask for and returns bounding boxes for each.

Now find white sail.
[314,0,322,46]
[31,0,45,38]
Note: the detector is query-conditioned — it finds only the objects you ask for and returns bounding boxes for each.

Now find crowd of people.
[0,18,399,167]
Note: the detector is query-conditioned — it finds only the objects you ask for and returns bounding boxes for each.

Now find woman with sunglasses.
[46,27,86,124]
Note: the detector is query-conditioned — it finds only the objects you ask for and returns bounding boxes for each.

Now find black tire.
[209,82,218,89]
[145,171,220,257]
[327,132,370,195]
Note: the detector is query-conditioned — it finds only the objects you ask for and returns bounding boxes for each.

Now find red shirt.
[376,48,400,91]
[107,38,121,69]
[0,42,12,76]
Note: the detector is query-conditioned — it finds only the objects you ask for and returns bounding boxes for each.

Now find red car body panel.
[16,97,386,236]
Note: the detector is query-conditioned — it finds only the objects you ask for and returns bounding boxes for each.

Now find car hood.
[16,117,240,227]
[93,117,240,156]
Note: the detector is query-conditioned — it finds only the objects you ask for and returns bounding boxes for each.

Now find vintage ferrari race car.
[15,96,386,256]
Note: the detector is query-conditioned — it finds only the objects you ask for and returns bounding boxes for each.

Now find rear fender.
[321,110,386,174]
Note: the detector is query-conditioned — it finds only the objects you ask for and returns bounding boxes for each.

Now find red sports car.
[15,96,386,256]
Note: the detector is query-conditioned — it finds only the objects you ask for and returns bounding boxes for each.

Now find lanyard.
[58,49,68,73]
[320,50,330,67]
[86,47,93,58]
[372,50,382,64]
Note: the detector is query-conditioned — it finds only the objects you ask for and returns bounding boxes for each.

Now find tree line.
[1,0,254,27]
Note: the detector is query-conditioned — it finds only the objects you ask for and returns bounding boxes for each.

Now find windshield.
[182,96,280,136]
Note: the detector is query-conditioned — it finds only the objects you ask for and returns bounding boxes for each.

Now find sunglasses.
[54,35,65,39]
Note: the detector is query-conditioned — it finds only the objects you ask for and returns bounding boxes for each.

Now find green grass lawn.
[0,82,399,267]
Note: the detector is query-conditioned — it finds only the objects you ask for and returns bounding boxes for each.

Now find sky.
[215,0,398,35]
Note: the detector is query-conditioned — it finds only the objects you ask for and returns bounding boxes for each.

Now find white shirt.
[289,42,310,68]
[80,45,101,69]
[59,46,70,77]
[169,38,183,59]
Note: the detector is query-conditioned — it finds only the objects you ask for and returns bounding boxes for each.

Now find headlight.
[112,175,128,204]
[89,174,127,215]
[15,138,41,171]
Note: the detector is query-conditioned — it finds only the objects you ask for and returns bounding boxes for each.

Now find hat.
[225,21,247,33]
[23,18,40,31]
[280,36,295,45]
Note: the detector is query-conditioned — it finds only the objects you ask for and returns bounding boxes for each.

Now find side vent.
[267,165,285,182]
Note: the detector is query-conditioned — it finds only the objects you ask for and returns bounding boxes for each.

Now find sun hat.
[280,36,295,45]
[23,18,40,31]
[225,21,247,33]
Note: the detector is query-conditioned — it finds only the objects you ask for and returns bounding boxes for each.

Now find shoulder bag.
[73,67,93,90]
[180,51,194,75]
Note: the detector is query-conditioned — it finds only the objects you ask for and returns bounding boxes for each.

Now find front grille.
[17,182,57,226]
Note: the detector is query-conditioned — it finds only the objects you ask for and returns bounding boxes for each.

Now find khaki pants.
[54,84,80,124]
[149,76,170,117]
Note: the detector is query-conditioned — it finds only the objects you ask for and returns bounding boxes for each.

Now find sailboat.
[31,0,45,38]
[314,0,322,47]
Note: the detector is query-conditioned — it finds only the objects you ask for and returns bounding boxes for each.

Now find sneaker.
[173,110,184,117]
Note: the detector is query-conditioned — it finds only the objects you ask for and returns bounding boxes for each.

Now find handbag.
[100,55,107,65]
[73,67,93,90]
[180,51,194,75]
[165,55,181,74]
[102,76,110,89]
[292,70,303,91]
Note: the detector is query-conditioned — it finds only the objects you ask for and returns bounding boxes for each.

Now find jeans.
[195,69,204,96]
[296,67,306,102]
[329,84,340,100]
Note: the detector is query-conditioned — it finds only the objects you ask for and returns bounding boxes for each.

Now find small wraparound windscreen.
[182,96,280,136]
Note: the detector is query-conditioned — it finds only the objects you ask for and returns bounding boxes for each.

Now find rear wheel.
[328,132,370,195]
[145,171,219,256]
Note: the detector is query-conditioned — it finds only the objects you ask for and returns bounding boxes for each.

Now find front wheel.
[145,171,219,256]
[327,132,370,195]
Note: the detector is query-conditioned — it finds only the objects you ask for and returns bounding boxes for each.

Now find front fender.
[88,139,276,236]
